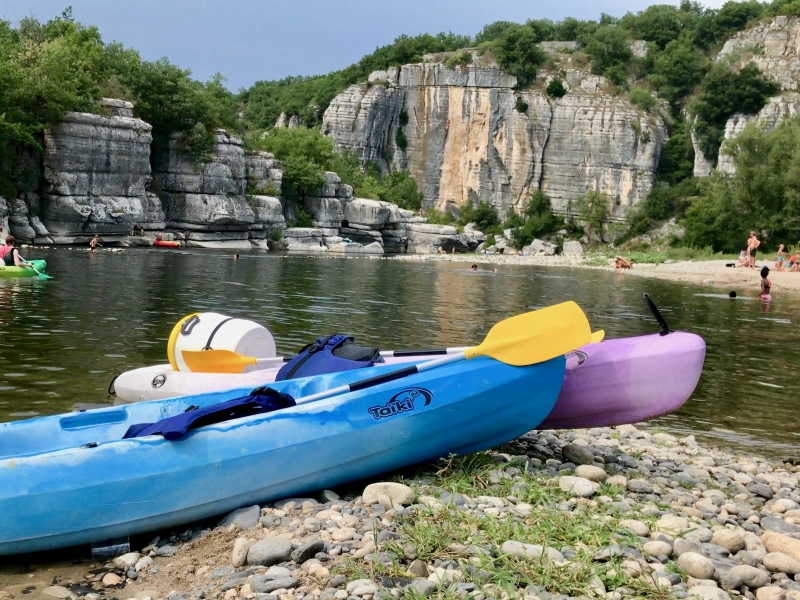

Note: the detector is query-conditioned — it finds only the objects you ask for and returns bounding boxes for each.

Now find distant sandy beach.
[392,254,800,294]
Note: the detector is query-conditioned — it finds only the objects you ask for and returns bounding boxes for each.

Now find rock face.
[33,99,161,243]
[153,130,285,247]
[700,17,800,176]
[322,54,666,219]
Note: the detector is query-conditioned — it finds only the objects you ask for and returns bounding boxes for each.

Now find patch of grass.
[582,255,612,267]
[377,454,671,599]
[424,209,455,226]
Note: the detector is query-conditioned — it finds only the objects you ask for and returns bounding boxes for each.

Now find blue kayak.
[0,356,565,556]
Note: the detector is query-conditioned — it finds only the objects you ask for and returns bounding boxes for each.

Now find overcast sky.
[1,0,729,90]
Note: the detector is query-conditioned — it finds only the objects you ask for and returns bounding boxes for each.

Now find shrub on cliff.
[511,191,563,248]
[546,79,567,99]
[584,26,633,80]
[574,191,612,241]
[691,63,779,161]
[477,24,546,88]
[628,87,658,112]
[649,40,708,102]
[459,201,501,234]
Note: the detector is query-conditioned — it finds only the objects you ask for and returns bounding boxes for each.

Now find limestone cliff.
[697,17,800,176]
[9,99,162,244]
[322,53,666,218]
[153,130,285,248]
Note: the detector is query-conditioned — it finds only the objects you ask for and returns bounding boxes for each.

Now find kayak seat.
[123,388,295,441]
[276,334,381,381]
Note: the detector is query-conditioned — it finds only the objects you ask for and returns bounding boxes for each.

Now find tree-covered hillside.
[4,2,800,250]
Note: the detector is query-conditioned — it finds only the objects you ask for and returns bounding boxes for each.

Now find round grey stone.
[561,444,595,466]
[676,552,716,580]
[247,537,293,566]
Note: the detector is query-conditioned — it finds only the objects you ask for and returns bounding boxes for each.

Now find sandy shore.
[392,254,800,295]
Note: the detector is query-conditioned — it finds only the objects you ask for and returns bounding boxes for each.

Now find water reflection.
[0,249,799,457]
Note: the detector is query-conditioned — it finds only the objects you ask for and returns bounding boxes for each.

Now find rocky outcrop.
[0,197,8,240]
[33,99,160,243]
[322,55,666,220]
[700,17,800,176]
[718,94,800,174]
[154,130,285,247]
[718,16,800,91]
[155,130,252,237]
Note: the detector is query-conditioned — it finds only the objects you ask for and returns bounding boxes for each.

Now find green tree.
[511,191,561,247]
[478,24,546,88]
[620,4,687,50]
[575,191,611,240]
[649,39,707,101]
[658,119,696,185]
[683,118,800,252]
[459,200,501,233]
[628,87,657,111]
[584,25,633,78]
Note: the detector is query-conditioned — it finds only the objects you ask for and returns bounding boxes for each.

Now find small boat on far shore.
[153,240,181,248]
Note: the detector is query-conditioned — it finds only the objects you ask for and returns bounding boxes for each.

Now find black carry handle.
[181,315,201,335]
[350,364,421,392]
[644,293,671,336]
[391,348,449,358]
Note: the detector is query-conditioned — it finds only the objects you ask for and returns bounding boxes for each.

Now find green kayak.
[0,259,47,278]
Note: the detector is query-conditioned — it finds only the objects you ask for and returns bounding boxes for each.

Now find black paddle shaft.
[643,293,671,336]
[349,364,420,392]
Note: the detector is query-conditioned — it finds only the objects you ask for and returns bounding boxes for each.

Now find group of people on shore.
[737,231,800,272]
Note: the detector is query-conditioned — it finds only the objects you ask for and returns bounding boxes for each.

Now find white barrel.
[169,313,276,373]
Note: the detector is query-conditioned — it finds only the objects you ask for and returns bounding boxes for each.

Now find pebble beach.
[7,424,800,600]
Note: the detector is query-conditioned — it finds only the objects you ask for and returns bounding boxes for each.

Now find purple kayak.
[539,331,706,430]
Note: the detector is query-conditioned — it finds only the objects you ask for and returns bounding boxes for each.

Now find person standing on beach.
[747,231,761,269]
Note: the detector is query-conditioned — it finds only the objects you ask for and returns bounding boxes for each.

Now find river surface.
[0,248,797,457]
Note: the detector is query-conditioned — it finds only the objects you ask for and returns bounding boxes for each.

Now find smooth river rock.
[247,537,293,566]
[677,552,717,580]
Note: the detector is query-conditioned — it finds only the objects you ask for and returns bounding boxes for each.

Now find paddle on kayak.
[182,303,597,374]
[293,300,591,405]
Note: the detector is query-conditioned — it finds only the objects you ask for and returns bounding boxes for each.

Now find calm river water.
[0,248,797,457]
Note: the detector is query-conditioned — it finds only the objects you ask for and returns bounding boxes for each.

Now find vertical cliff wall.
[153,130,285,247]
[322,56,666,219]
[8,99,162,244]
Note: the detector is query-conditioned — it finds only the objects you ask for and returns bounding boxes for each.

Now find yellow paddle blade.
[591,330,605,343]
[463,301,591,366]
[181,349,257,374]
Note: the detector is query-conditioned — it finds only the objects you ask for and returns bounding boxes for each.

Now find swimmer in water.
[234,254,240,260]
[756,266,772,300]
[729,291,737,298]
[470,264,477,271]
